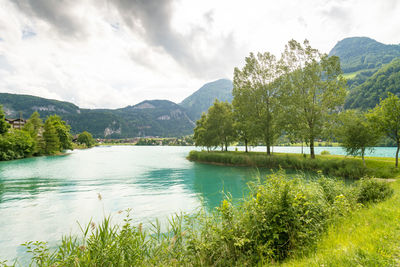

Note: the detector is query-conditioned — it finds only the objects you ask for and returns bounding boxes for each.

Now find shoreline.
[187,150,400,179]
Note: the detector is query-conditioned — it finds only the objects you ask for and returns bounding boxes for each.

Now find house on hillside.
[5,118,27,129]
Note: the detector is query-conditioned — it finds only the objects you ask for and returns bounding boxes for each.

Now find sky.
[0,0,399,109]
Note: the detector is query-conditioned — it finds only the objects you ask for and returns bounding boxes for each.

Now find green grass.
[281,179,400,266]
[188,151,400,179]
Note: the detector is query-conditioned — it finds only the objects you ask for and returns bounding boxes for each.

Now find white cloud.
[0,0,399,108]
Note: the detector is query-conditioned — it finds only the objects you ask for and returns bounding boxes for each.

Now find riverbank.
[12,173,395,266]
[187,151,400,179]
[281,179,400,266]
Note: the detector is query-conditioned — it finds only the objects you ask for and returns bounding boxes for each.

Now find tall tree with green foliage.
[193,113,214,150]
[233,64,259,152]
[281,39,347,159]
[23,111,44,154]
[23,111,43,137]
[42,119,60,154]
[368,93,400,167]
[47,115,73,151]
[77,131,95,148]
[0,105,10,135]
[233,52,283,155]
[336,110,380,167]
[206,100,235,151]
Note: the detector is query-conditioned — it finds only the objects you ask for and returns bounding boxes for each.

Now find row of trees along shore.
[0,107,95,161]
[193,39,400,167]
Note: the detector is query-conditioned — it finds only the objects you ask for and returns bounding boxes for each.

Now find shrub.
[355,178,394,204]
[321,150,330,155]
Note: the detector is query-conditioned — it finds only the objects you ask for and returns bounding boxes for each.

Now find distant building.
[5,118,27,129]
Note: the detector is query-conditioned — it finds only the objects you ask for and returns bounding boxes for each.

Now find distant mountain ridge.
[329,37,400,74]
[0,79,233,138]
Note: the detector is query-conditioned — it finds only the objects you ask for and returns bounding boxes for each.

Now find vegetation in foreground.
[3,173,393,266]
[188,151,400,179]
[281,179,400,266]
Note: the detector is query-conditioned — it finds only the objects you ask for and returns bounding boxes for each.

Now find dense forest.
[345,59,400,109]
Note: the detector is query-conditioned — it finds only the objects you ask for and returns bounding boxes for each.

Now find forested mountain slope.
[179,79,233,121]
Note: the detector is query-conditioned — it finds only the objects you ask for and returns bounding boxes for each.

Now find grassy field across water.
[188,150,400,179]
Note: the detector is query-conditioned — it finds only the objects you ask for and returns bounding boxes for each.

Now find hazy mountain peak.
[180,79,233,121]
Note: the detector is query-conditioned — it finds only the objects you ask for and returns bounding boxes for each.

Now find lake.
[0,145,397,263]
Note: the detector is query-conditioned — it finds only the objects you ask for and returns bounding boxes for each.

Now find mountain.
[329,37,400,74]
[0,93,81,118]
[344,58,400,109]
[0,94,194,138]
[180,79,233,121]
[328,37,400,110]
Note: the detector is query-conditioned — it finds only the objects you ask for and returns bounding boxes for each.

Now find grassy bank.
[188,151,400,179]
[281,179,400,266]
[4,173,394,266]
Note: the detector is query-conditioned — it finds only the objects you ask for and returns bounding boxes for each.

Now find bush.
[355,178,394,204]
[0,130,35,161]
[321,150,330,155]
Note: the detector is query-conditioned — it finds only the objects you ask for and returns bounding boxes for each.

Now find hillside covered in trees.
[345,59,400,109]
[180,79,233,121]
[329,37,400,74]
[0,94,195,138]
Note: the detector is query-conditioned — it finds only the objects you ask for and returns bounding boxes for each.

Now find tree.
[336,110,380,167]
[23,111,44,155]
[77,131,95,148]
[368,93,400,167]
[193,100,235,151]
[233,52,283,155]
[193,113,213,150]
[46,115,73,151]
[23,111,43,138]
[0,105,10,135]
[42,119,60,154]
[206,100,235,151]
[281,39,347,159]
[233,65,259,152]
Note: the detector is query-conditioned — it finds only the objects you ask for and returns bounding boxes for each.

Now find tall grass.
[3,173,393,266]
[188,151,400,179]
[281,179,400,266]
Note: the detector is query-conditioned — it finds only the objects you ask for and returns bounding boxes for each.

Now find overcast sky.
[0,0,399,109]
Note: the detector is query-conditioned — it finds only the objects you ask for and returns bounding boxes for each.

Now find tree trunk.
[396,141,399,168]
[266,143,271,155]
[310,138,315,159]
[301,141,303,154]
[225,142,228,152]
[245,138,248,153]
[362,149,366,168]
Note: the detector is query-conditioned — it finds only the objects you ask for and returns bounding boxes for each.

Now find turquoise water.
[0,145,396,262]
